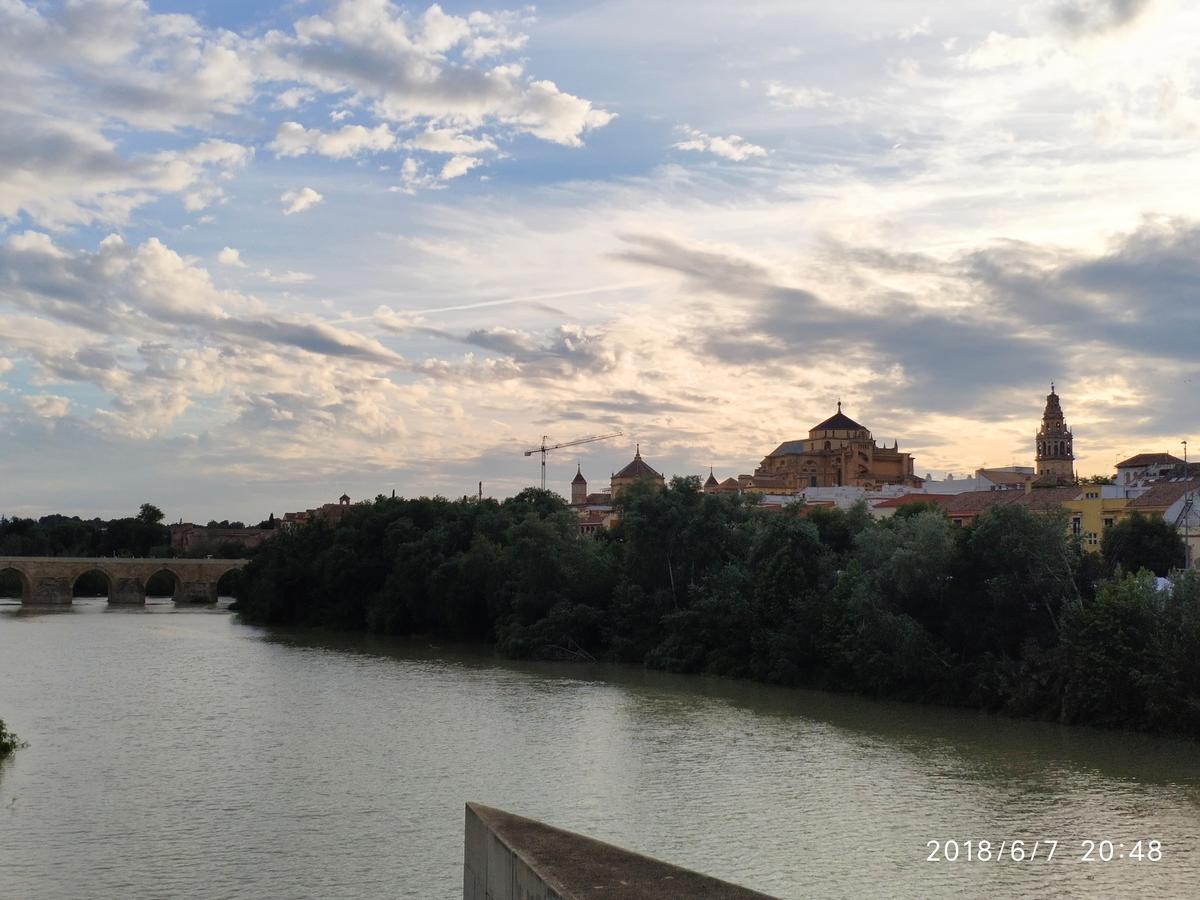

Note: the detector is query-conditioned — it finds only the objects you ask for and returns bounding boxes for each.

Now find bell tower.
[571,464,587,506]
[1035,383,1074,482]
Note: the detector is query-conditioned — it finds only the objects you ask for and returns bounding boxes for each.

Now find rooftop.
[1115,452,1184,469]
[811,402,865,433]
[1128,478,1200,510]
[613,445,663,481]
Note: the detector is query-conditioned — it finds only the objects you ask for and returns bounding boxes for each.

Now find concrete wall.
[463,802,774,900]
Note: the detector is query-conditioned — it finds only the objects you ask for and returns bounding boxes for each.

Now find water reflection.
[0,608,1196,899]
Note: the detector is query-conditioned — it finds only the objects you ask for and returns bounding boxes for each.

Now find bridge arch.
[71,566,113,601]
[145,566,183,601]
[216,567,244,599]
[0,565,31,602]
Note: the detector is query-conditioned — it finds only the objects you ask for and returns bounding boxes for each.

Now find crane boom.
[523,431,622,490]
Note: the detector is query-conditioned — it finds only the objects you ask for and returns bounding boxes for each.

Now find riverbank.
[233,485,1200,739]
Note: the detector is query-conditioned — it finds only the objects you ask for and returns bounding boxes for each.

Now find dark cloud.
[1050,0,1154,36]
[615,222,1200,429]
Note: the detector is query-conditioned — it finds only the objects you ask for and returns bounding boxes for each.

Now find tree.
[138,503,165,525]
[1102,512,1186,577]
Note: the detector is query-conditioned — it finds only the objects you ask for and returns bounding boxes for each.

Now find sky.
[1,0,1198,523]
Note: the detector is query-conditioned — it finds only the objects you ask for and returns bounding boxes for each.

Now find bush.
[0,717,24,758]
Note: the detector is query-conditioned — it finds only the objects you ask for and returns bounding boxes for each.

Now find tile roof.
[977,468,1033,485]
[613,446,662,480]
[811,407,865,432]
[1115,452,1184,468]
[767,440,808,457]
[1127,479,1200,510]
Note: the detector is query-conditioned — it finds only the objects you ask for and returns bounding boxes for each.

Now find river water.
[0,600,1197,899]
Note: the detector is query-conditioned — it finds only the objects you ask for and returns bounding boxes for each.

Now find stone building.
[751,403,921,491]
[280,493,354,530]
[609,445,666,499]
[1035,384,1075,482]
[169,524,273,554]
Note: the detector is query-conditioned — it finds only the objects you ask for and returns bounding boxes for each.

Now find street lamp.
[1185,440,1193,570]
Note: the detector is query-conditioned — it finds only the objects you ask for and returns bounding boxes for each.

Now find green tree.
[138,503,165,525]
[1102,512,1186,576]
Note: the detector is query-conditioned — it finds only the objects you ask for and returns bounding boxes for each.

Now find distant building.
[609,445,665,499]
[280,493,354,530]
[752,403,921,491]
[1114,453,1187,485]
[170,524,273,554]
[1035,384,1075,482]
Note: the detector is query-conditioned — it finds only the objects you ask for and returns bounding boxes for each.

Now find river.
[0,600,1197,899]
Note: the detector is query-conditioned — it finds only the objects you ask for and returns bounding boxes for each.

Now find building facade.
[752,404,921,491]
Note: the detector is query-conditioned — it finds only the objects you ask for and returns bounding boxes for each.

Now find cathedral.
[751,403,921,491]
[1035,383,1075,482]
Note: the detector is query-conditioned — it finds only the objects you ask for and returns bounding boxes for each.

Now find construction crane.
[524,431,622,490]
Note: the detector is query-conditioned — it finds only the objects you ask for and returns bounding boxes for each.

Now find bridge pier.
[31,576,73,605]
[177,580,219,604]
[110,576,146,605]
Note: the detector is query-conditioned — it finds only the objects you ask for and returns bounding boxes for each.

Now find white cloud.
[259,1,613,147]
[280,187,324,215]
[439,155,483,180]
[218,247,246,267]
[270,122,397,159]
[765,82,836,109]
[258,269,316,284]
[25,394,71,419]
[673,126,766,162]
[405,128,497,155]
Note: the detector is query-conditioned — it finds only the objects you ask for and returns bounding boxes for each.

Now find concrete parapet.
[463,802,774,900]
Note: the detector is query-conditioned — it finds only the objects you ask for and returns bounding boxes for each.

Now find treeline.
[0,504,170,558]
[234,480,1200,737]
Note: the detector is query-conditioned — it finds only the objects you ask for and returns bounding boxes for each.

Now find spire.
[837,399,842,412]
[635,443,641,457]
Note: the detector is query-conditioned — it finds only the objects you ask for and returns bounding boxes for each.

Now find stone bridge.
[0,557,247,605]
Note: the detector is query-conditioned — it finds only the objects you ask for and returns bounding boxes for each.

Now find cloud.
[765,82,836,109]
[1051,0,1155,36]
[0,113,251,228]
[405,128,497,155]
[258,1,613,147]
[672,126,766,161]
[0,0,609,233]
[24,394,71,419]
[439,154,483,180]
[270,122,397,158]
[218,247,246,267]
[281,187,324,215]
[258,269,316,284]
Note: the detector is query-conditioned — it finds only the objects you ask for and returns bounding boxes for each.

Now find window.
[1104,517,1114,528]
[824,441,831,450]
[1071,516,1082,536]
[809,476,817,487]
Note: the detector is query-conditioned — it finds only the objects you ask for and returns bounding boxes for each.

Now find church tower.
[1035,383,1075,482]
[571,464,587,506]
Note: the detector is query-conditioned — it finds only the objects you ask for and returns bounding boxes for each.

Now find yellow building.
[1061,488,1130,551]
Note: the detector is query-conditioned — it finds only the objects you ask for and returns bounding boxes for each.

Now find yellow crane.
[524,432,622,490]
